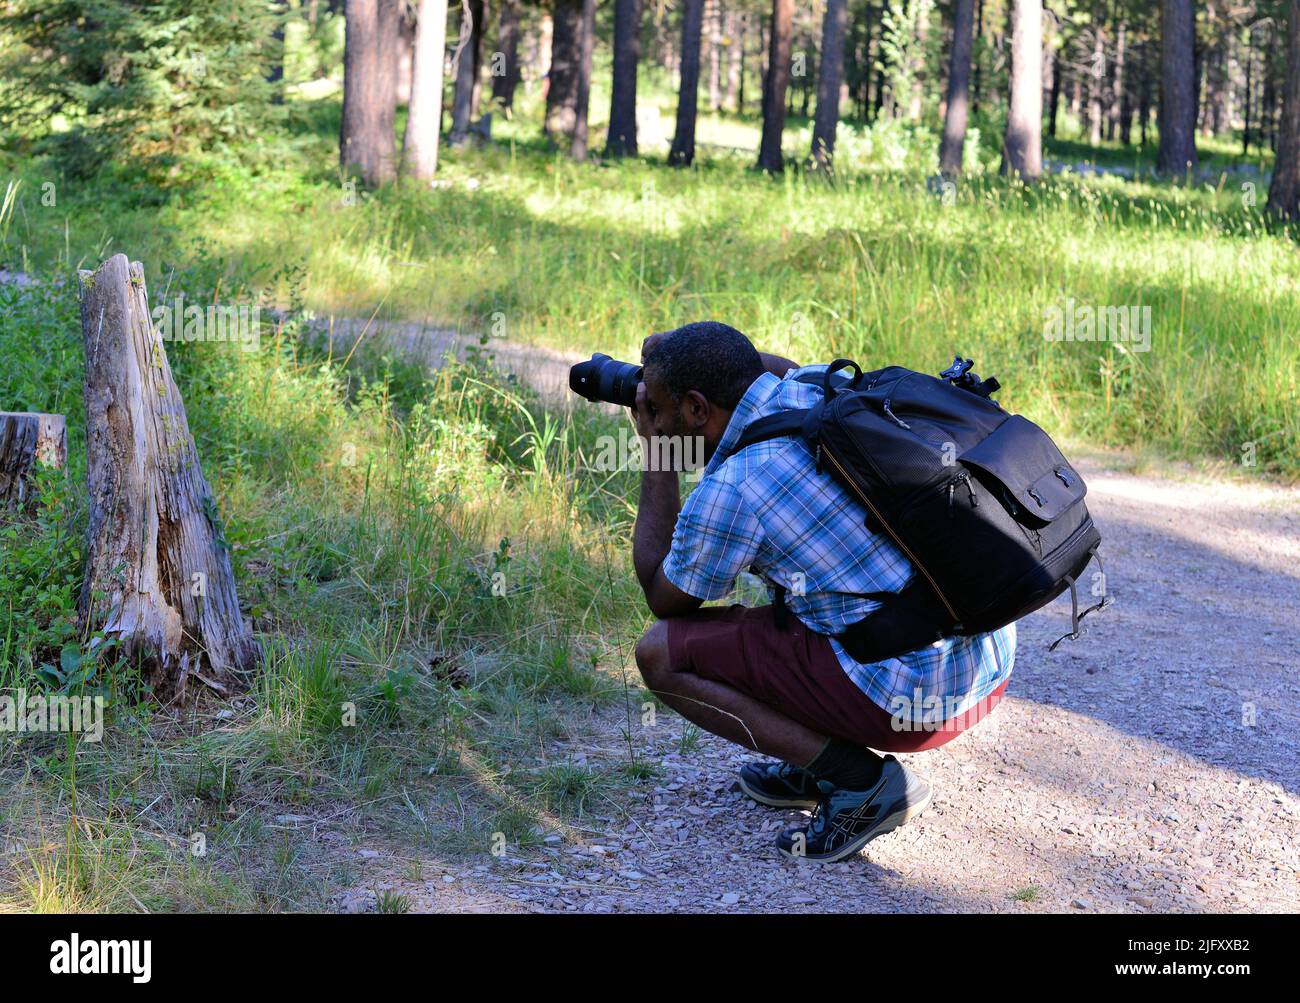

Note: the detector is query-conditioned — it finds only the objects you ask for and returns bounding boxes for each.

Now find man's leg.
[635,611,889,792]
[634,619,826,766]
[636,613,931,862]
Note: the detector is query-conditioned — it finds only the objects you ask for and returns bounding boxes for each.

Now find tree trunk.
[268,1,288,104]
[396,6,416,105]
[708,0,723,110]
[0,412,65,513]
[492,0,523,113]
[1138,42,1151,146]
[340,0,402,186]
[726,9,743,111]
[1110,22,1126,141]
[1263,54,1276,152]
[403,0,449,180]
[1268,0,1300,219]
[739,12,748,113]
[1001,0,1042,179]
[756,0,794,172]
[909,1,929,121]
[470,1,487,118]
[1212,37,1232,136]
[1088,28,1104,145]
[939,0,975,175]
[606,0,641,155]
[76,255,260,700]
[1199,30,1217,137]
[449,0,485,146]
[1048,41,1062,139]
[801,39,815,118]
[1158,0,1199,174]
[570,0,597,159]
[669,0,706,166]
[867,12,882,121]
[545,0,583,140]
[1243,32,1254,156]
[1119,33,1135,144]
[538,13,553,86]
[811,0,849,172]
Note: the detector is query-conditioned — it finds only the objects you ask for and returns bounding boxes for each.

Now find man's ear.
[683,389,711,429]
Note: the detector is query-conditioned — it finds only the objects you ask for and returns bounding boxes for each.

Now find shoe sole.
[777,783,932,864]
[736,772,820,810]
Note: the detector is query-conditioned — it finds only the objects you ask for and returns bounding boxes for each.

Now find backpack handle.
[823,359,862,399]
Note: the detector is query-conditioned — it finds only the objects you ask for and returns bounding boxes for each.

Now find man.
[632,321,1015,863]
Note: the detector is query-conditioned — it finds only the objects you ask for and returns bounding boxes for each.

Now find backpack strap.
[734,405,822,451]
[771,581,789,628]
[1048,546,1113,651]
[837,577,954,664]
[822,359,863,398]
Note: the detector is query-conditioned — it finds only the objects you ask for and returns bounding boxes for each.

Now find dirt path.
[335,319,1300,914]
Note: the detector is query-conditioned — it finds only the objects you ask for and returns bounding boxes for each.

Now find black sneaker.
[737,760,822,809]
[775,755,931,863]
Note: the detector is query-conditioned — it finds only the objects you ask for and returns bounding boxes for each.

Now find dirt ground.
[328,320,1299,914]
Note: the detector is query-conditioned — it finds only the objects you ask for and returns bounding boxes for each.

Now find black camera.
[568,353,643,407]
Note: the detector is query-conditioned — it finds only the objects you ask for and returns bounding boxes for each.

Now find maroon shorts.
[665,604,1007,753]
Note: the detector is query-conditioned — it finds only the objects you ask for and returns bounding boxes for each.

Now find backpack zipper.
[821,443,960,622]
[882,399,911,430]
[944,472,978,516]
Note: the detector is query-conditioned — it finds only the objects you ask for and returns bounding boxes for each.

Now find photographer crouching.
[572,321,1022,863]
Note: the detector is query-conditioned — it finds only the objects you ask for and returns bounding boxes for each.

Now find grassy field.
[0,79,1296,910]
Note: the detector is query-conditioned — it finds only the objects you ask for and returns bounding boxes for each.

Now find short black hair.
[643,321,764,410]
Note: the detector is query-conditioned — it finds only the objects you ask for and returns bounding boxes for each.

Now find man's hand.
[641,331,665,363]
[631,380,655,442]
[630,372,702,619]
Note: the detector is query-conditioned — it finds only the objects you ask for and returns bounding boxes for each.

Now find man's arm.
[632,467,702,619]
[758,352,800,378]
[631,383,703,620]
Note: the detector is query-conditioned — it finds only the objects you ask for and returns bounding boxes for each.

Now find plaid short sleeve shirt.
[662,366,1015,722]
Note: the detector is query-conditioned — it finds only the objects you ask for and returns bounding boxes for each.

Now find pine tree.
[1,0,282,179]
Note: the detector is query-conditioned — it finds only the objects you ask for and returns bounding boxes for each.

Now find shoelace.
[807,786,837,836]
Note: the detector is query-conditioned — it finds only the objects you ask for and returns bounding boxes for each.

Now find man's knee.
[634,619,674,690]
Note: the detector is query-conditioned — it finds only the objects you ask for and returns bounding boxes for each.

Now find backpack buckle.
[939,356,975,382]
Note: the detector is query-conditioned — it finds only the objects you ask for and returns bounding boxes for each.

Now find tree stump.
[0,411,66,511]
[77,254,260,699]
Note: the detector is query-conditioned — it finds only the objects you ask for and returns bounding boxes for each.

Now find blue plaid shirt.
[662,366,1015,723]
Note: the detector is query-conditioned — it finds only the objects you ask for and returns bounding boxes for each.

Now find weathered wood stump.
[0,411,66,511]
[77,254,260,699]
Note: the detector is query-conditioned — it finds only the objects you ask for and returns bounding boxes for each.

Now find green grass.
[0,78,1296,911]
[0,261,652,910]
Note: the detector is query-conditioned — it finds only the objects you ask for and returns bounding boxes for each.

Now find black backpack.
[735,357,1109,662]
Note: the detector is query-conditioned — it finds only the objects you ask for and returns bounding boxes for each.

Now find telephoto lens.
[568,353,644,407]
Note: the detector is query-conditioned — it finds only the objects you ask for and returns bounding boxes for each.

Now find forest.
[0,1,1296,918]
